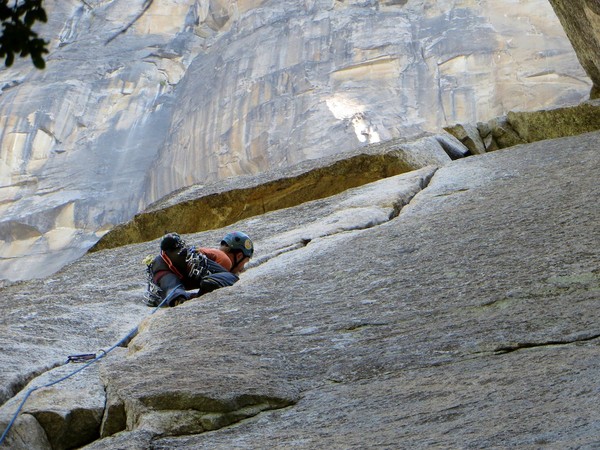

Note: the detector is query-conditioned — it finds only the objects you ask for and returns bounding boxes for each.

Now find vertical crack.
[390,167,438,219]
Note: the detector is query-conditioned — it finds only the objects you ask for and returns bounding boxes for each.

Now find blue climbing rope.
[0,291,176,445]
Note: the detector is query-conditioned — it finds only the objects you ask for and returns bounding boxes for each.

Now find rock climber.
[143,231,254,307]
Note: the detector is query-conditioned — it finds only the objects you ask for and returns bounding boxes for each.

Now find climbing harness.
[0,290,178,446]
[142,247,210,306]
[160,250,185,279]
[143,279,163,307]
[1,234,229,444]
[185,247,209,280]
[143,256,163,307]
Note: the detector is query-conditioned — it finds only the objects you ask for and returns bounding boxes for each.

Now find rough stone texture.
[0,0,591,282]
[549,0,600,98]
[445,99,600,153]
[0,253,150,449]
[1,132,598,448]
[443,121,488,155]
[91,132,452,251]
[0,165,436,449]
[0,365,105,450]
[507,98,600,142]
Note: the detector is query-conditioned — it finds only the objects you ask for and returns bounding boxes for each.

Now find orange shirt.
[198,247,232,271]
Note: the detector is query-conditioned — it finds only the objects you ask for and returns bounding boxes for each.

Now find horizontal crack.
[493,333,600,355]
[91,151,423,252]
[250,169,437,269]
[248,239,311,268]
[116,395,298,440]
[433,188,469,198]
[343,322,389,331]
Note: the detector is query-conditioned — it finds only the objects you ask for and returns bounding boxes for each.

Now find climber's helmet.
[221,231,254,258]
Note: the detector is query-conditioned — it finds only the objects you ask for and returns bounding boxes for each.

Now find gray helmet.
[221,231,254,258]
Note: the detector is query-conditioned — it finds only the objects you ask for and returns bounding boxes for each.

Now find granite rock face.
[445,98,600,153]
[0,0,592,281]
[549,0,600,98]
[0,131,598,449]
[0,0,206,282]
[90,131,461,251]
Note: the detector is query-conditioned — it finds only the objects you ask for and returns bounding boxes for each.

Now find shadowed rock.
[445,99,600,153]
[90,133,453,251]
[549,0,600,98]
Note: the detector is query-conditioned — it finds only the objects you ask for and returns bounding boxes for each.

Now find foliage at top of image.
[0,0,48,69]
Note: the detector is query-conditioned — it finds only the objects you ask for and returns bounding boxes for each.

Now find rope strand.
[0,290,176,445]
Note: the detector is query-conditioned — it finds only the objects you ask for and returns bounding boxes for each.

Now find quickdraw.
[185,247,209,279]
[143,266,163,307]
[142,239,211,308]
[66,350,105,363]
[0,291,175,445]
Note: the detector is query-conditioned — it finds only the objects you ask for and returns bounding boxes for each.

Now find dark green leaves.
[0,0,49,69]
